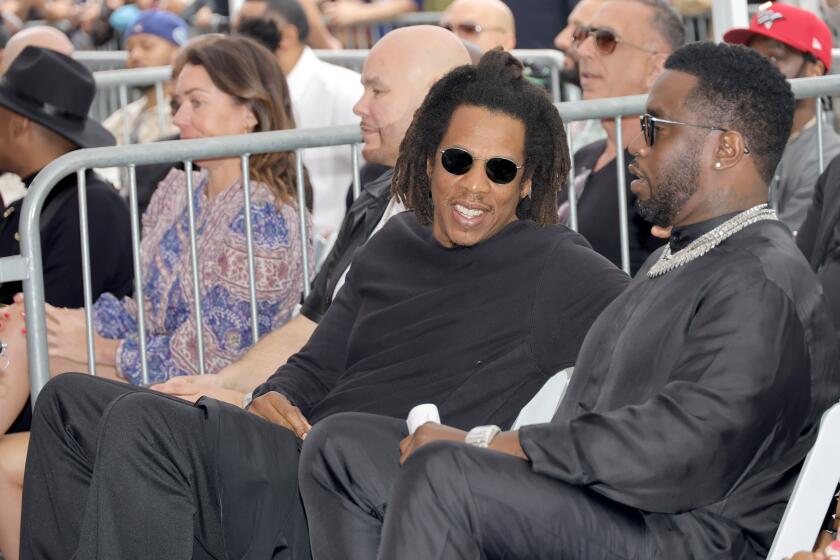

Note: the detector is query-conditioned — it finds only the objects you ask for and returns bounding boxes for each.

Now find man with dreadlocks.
[298,42,839,560]
[20,44,629,559]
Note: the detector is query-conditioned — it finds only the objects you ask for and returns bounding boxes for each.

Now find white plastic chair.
[767,402,840,560]
[511,368,572,430]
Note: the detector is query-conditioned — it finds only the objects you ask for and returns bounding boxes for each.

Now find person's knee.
[31,372,93,422]
[300,412,401,489]
[300,412,370,474]
[99,391,163,436]
[397,441,471,499]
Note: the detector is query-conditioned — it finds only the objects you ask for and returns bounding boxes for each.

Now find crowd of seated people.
[0,1,839,559]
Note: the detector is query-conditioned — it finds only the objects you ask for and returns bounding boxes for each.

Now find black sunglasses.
[639,114,751,154]
[440,147,523,185]
[571,26,658,55]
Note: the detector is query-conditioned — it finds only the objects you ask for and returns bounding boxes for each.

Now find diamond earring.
[715,162,722,169]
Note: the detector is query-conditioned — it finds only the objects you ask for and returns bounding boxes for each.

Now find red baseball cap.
[723,2,833,71]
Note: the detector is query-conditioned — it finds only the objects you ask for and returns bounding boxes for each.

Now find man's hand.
[322,0,366,27]
[152,373,226,392]
[399,423,467,464]
[45,304,91,365]
[249,391,312,438]
[651,225,672,239]
[152,375,246,407]
[400,425,530,465]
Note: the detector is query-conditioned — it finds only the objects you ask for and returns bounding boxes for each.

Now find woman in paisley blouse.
[0,35,311,560]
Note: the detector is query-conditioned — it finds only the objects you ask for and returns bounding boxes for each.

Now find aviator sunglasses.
[639,114,751,154]
[440,147,523,185]
[571,26,658,55]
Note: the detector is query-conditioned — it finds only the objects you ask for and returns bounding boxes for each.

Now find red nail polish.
[3,312,9,318]
[21,327,26,335]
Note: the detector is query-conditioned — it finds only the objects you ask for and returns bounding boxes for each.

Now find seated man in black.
[0,47,133,434]
[299,42,840,560]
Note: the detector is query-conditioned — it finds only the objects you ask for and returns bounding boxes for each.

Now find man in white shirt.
[237,0,363,244]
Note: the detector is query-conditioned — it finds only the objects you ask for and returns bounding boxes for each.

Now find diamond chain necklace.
[647,204,778,279]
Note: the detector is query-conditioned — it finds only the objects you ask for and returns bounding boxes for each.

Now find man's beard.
[635,143,701,227]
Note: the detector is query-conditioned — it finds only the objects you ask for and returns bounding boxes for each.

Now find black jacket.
[797,153,840,343]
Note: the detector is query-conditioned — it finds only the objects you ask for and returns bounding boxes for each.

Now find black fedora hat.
[0,46,115,149]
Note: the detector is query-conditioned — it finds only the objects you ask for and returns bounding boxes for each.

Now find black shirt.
[558,140,664,274]
[255,212,630,430]
[520,217,840,557]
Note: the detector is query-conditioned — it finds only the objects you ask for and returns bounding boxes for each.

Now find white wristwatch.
[464,425,501,448]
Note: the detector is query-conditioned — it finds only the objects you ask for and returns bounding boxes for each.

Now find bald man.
[21,26,471,560]
[0,26,73,73]
[440,0,515,51]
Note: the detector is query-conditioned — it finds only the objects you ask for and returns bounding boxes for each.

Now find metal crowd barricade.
[93,66,173,143]
[556,74,840,274]
[9,125,361,403]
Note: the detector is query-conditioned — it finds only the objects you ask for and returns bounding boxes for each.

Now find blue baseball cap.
[124,10,189,47]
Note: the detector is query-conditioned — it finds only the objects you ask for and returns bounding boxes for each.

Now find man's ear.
[644,52,668,91]
[11,113,32,138]
[712,130,749,171]
[278,23,299,50]
[520,177,532,199]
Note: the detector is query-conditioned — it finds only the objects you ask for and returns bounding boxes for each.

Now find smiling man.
[556,0,684,273]
[299,42,840,560]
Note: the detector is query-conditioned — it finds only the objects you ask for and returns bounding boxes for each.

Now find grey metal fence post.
[127,165,150,384]
[241,155,261,344]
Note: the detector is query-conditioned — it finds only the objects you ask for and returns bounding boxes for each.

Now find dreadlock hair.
[392,48,569,226]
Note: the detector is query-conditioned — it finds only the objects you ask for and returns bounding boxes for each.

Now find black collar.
[669,210,741,252]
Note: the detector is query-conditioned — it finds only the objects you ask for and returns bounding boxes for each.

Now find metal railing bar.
[817,96,826,174]
[127,164,150,384]
[77,169,98,376]
[566,126,578,232]
[241,155,261,344]
[296,150,311,297]
[614,119,631,275]
[184,161,206,375]
[351,143,362,200]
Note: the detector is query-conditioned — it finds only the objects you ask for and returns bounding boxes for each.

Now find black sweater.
[254,212,630,430]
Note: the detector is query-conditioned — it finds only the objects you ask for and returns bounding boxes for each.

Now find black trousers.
[21,373,309,560]
[299,412,657,560]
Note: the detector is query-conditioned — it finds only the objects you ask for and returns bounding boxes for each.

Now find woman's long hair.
[176,35,307,206]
